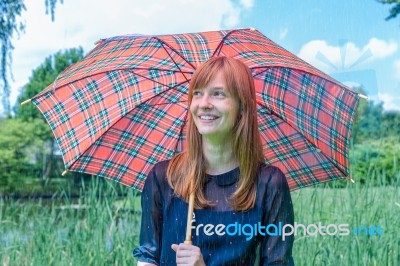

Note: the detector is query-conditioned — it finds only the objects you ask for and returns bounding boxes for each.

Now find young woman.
[133,57,294,265]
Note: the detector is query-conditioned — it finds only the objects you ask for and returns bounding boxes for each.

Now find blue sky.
[6,0,400,114]
[242,0,400,110]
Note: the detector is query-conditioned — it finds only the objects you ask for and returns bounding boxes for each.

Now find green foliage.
[14,47,84,122]
[351,136,400,185]
[0,47,85,193]
[381,110,400,137]
[0,179,141,265]
[291,186,400,265]
[351,89,383,143]
[0,181,399,265]
[45,0,63,21]
[0,0,26,116]
[349,88,400,185]
[351,92,400,144]
[1,48,86,192]
[1,0,63,116]
[0,118,50,191]
[378,0,400,20]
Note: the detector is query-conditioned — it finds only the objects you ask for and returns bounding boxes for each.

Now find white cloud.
[298,38,398,73]
[222,5,241,27]
[367,38,398,59]
[378,93,400,112]
[239,0,254,9]
[16,0,246,53]
[6,0,253,114]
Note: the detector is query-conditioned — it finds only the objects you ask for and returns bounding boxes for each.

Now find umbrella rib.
[252,66,360,101]
[211,29,243,57]
[173,106,189,156]
[130,70,190,91]
[36,68,192,101]
[251,66,358,96]
[65,82,189,173]
[131,67,193,75]
[152,36,196,84]
[150,100,188,106]
[34,29,359,191]
[252,66,315,79]
[256,102,350,178]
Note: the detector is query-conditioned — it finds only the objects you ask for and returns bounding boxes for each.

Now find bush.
[350,136,400,185]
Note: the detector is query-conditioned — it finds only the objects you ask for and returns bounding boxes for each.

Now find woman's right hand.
[171,243,206,266]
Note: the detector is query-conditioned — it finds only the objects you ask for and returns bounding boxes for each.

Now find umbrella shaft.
[185,192,195,244]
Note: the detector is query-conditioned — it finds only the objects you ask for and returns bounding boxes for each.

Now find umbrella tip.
[21,98,31,105]
[358,94,368,100]
[250,27,256,31]
[62,170,68,176]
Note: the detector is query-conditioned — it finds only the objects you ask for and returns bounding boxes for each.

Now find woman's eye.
[214,91,225,97]
[193,91,202,96]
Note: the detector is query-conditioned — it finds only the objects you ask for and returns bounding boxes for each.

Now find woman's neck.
[202,138,239,175]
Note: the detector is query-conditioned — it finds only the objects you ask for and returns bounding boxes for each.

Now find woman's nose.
[199,95,213,109]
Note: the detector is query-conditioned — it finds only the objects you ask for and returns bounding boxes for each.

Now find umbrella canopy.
[26,28,361,191]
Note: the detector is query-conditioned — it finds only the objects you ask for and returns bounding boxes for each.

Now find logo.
[316,39,378,98]
[190,213,384,241]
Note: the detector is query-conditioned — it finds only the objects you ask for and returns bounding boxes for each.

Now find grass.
[0,177,399,265]
[0,177,141,266]
[291,184,399,265]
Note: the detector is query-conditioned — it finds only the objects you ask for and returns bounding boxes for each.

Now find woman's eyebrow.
[208,86,226,91]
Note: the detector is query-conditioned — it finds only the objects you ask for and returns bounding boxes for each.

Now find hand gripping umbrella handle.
[184,192,195,244]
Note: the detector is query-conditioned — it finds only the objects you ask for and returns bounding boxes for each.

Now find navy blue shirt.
[133,160,295,265]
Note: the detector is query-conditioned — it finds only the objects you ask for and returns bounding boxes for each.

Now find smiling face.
[190,71,239,141]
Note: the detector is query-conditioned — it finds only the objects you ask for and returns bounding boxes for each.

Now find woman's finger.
[171,244,179,252]
[172,243,205,266]
[177,243,200,251]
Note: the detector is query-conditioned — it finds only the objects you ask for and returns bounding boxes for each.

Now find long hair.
[166,57,264,211]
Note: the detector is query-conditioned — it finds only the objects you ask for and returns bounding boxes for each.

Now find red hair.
[167,57,264,211]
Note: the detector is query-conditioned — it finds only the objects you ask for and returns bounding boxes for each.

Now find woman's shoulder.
[150,159,171,177]
[258,163,288,188]
[144,159,171,186]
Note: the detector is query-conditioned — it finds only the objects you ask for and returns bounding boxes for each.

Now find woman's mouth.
[199,115,219,121]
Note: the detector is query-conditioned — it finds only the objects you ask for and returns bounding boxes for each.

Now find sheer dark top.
[133,160,295,265]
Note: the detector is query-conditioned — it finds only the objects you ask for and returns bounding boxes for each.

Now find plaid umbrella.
[23,28,363,192]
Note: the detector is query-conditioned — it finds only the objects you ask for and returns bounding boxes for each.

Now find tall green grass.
[292,184,399,265]
[0,177,141,265]
[0,176,399,265]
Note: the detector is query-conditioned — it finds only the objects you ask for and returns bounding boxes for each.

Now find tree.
[1,0,63,116]
[378,0,400,21]
[15,47,84,121]
[351,84,400,143]
[349,85,400,186]
[350,86,382,143]
[14,47,84,180]
[0,117,49,192]
[381,110,400,137]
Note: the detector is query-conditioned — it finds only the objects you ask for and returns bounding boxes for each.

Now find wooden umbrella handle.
[184,192,195,244]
